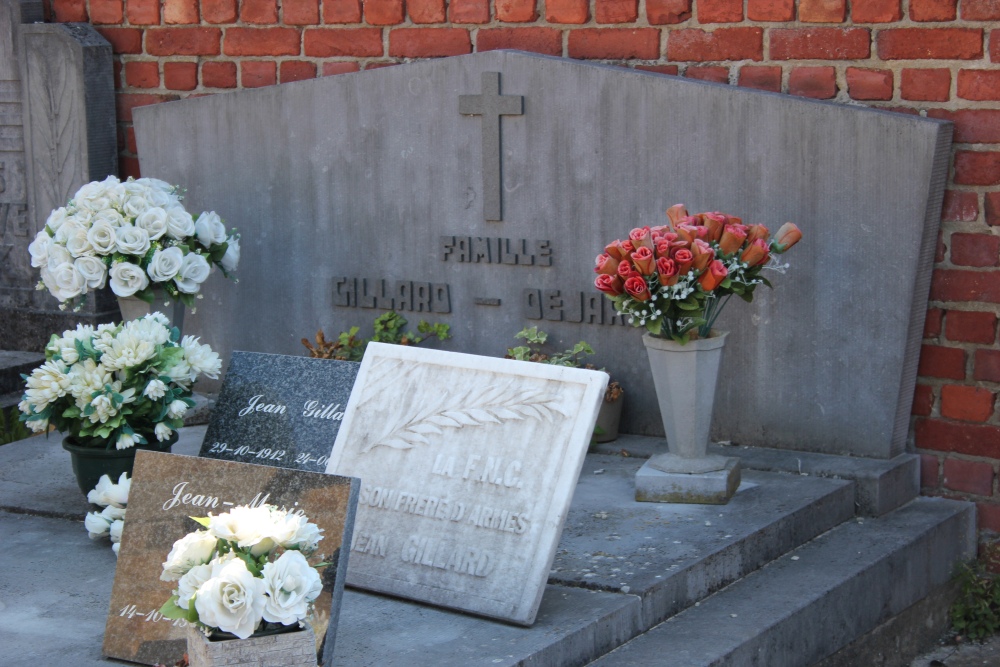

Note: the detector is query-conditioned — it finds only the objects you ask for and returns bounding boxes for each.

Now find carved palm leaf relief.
[360,367,571,454]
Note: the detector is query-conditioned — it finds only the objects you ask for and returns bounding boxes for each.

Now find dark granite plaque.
[104,451,359,667]
[200,351,359,471]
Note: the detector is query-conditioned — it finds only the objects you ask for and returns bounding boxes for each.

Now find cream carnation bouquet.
[18,313,220,450]
[28,176,239,311]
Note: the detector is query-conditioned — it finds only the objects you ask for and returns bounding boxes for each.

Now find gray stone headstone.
[325,343,608,624]
[200,351,359,471]
[0,8,118,350]
[134,51,951,460]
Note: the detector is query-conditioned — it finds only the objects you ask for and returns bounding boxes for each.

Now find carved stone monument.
[326,342,608,625]
[135,51,951,461]
[0,1,118,350]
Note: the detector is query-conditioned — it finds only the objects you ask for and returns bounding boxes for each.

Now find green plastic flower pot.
[63,433,178,497]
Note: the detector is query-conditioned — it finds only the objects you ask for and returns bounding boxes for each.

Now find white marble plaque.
[326,342,607,625]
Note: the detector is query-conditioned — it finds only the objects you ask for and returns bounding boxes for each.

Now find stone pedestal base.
[635,457,741,504]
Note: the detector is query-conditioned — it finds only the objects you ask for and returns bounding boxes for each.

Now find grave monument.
[135,50,950,463]
[0,0,118,349]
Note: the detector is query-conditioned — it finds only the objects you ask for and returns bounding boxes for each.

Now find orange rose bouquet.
[594,204,802,343]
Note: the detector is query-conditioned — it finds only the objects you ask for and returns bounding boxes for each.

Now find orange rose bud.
[624,275,651,302]
[727,215,743,226]
[698,259,728,291]
[719,224,748,255]
[617,259,637,279]
[656,257,679,286]
[672,248,694,275]
[666,204,688,226]
[740,238,770,266]
[775,222,802,251]
[605,240,626,261]
[594,253,621,275]
[595,273,624,296]
[703,212,727,243]
[655,240,671,258]
[746,224,769,245]
[631,246,656,275]
[691,239,714,271]
[675,223,700,244]
[620,240,635,255]
[629,227,655,251]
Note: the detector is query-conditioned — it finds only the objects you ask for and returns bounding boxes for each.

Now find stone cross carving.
[459,71,523,222]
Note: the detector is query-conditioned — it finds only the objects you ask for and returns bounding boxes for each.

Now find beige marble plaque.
[326,343,608,625]
[103,451,359,667]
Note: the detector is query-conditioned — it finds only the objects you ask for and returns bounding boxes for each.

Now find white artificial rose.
[85,511,112,538]
[177,562,214,610]
[160,530,219,581]
[167,399,188,419]
[87,472,131,508]
[73,180,112,212]
[194,211,227,248]
[45,206,69,232]
[115,225,151,256]
[49,262,85,300]
[144,378,167,399]
[75,256,107,290]
[146,247,183,283]
[207,505,276,555]
[112,542,120,556]
[289,520,323,555]
[64,223,95,257]
[220,236,240,273]
[155,422,173,442]
[139,177,175,194]
[175,253,211,294]
[181,335,221,379]
[86,219,118,255]
[109,262,149,297]
[46,244,72,270]
[100,174,126,206]
[135,207,168,240]
[194,558,266,638]
[261,551,323,625]
[94,208,126,228]
[122,182,151,218]
[165,205,195,240]
[109,519,124,543]
[28,231,52,268]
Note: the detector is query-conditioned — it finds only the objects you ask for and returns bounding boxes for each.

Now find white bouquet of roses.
[28,175,239,311]
[160,504,326,639]
[18,312,220,449]
[84,472,131,556]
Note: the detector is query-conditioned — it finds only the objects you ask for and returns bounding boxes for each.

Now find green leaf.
[189,516,212,528]
[159,596,200,623]
[644,319,663,336]
[761,277,773,289]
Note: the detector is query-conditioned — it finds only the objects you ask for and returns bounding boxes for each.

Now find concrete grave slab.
[200,351,359,471]
[104,451,359,667]
[326,342,608,625]
[135,50,951,460]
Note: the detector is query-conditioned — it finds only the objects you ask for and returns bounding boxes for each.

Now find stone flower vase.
[63,433,177,496]
[185,624,317,667]
[642,329,729,473]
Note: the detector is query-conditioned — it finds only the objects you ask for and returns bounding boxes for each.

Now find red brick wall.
[46,0,1000,532]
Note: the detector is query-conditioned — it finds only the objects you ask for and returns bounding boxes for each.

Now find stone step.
[587,496,975,667]
[0,350,42,396]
